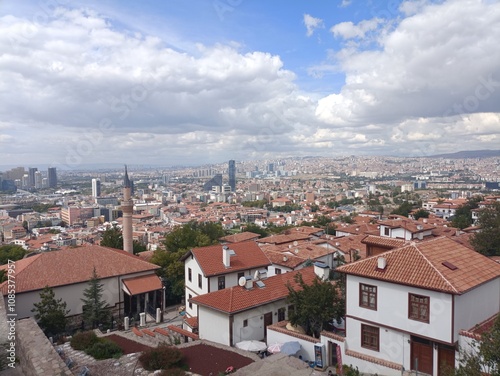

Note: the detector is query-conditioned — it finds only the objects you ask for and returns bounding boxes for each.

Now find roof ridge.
[414,242,459,294]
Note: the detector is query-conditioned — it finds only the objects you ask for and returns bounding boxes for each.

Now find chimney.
[222,245,231,268]
[377,257,387,270]
[245,276,253,289]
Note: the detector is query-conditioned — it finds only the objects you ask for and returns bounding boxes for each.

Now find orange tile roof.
[336,237,500,294]
[257,233,311,245]
[122,274,162,295]
[181,241,271,277]
[262,249,307,269]
[362,235,406,249]
[0,245,159,295]
[191,267,318,314]
[219,232,261,243]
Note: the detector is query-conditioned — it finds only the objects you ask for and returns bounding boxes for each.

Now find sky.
[0,0,499,169]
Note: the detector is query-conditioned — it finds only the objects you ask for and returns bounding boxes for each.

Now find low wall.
[15,318,73,376]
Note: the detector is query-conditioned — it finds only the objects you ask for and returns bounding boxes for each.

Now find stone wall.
[15,318,73,376]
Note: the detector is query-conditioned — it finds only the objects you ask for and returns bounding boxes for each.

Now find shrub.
[139,343,184,371]
[85,338,122,360]
[70,331,98,351]
[160,368,187,376]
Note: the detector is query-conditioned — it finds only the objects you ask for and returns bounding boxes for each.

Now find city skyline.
[1,0,499,168]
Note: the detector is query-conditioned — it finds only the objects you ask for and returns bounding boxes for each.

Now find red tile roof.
[0,245,159,295]
[336,237,500,294]
[257,233,311,245]
[122,274,162,295]
[191,267,318,314]
[181,241,271,277]
[219,232,261,243]
[362,235,406,249]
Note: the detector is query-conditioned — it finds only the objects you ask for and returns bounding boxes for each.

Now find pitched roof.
[181,241,271,277]
[122,274,162,295]
[0,245,159,295]
[361,235,406,249]
[257,233,311,245]
[219,232,261,243]
[336,237,500,294]
[191,267,318,314]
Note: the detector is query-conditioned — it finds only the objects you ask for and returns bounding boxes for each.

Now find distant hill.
[428,150,500,159]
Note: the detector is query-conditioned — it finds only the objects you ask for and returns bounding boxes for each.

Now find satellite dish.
[293,241,298,246]
[283,256,288,262]
[294,249,299,254]
[238,277,246,287]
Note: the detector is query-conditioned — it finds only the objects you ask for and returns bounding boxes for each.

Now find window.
[409,293,430,322]
[275,268,282,275]
[278,308,285,321]
[188,294,192,310]
[384,227,390,236]
[243,319,248,327]
[188,268,192,282]
[198,274,202,289]
[361,324,379,351]
[237,272,245,280]
[360,284,377,310]
[218,276,225,290]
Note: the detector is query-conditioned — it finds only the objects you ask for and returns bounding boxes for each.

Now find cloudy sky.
[1,0,499,169]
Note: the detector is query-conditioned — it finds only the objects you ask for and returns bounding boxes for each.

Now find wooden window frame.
[198,274,202,289]
[188,268,192,282]
[361,324,380,351]
[408,293,430,323]
[359,283,377,310]
[275,268,282,275]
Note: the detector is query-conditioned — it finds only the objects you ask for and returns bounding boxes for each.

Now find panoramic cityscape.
[1,0,500,376]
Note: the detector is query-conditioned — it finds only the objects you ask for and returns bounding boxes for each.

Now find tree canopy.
[151,221,226,304]
[451,196,482,230]
[286,272,345,338]
[81,268,110,329]
[0,244,27,265]
[471,201,500,256]
[31,286,70,336]
[100,225,148,254]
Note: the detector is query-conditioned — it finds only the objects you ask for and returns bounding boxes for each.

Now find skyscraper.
[228,160,236,191]
[48,167,57,188]
[121,166,133,254]
[28,167,38,188]
[91,178,101,197]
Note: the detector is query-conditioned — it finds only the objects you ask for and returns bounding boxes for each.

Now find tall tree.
[0,244,27,265]
[286,273,345,338]
[81,268,109,329]
[451,196,482,230]
[471,202,500,256]
[100,225,123,249]
[31,286,70,336]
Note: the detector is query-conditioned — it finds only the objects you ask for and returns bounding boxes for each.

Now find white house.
[190,266,321,347]
[326,237,500,376]
[0,245,164,327]
[180,240,271,318]
[378,218,435,241]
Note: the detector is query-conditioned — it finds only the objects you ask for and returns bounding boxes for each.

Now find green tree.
[451,196,482,230]
[31,286,70,336]
[81,268,109,329]
[151,221,225,303]
[100,225,123,249]
[286,272,345,338]
[242,223,269,238]
[471,202,500,256]
[413,209,430,220]
[0,244,27,265]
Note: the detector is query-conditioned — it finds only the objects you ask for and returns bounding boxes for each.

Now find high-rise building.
[28,167,38,188]
[48,167,57,188]
[121,166,133,254]
[203,174,222,192]
[91,178,101,197]
[34,171,42,189]
[228,160,236,191]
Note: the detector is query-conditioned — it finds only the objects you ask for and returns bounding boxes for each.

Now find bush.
[85,338,122,360]
[160,368,187,376]
[70,331,98,351]
[139,343,184,371]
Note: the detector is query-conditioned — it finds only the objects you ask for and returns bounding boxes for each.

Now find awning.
[122,274,162,296]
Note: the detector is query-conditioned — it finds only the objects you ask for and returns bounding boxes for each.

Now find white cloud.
[330,18,382,40]
[303,14,324,37]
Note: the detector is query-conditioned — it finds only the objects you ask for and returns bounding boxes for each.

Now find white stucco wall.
[347,275,453,343]
[8,271,155,319]
[184,256,206,317]
[454,278,500,340]
[267,328,317,362]
[197,306,231,346]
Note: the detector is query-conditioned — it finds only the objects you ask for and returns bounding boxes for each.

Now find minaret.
[121,165,133,253]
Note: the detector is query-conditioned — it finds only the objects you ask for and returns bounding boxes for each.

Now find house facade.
[180,240,271,318]
[0,245,164,327]
[326,237,500,376]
